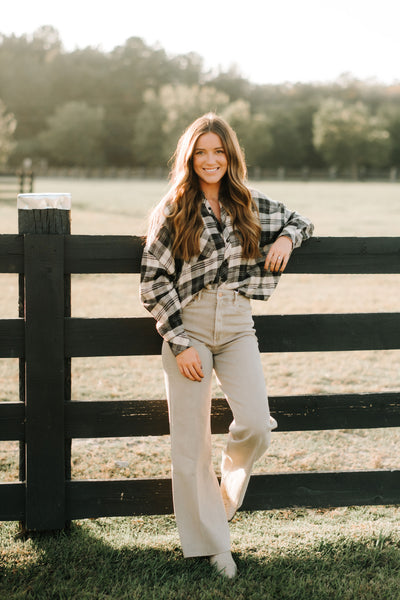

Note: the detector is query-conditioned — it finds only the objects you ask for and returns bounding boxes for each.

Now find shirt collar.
[202,195,228,224]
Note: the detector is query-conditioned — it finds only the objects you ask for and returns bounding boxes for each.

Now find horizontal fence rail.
[2,312,400,358]
[2,392,400,443]
[64,313,400,356]
[1,235,400,274]
[0,230,399,528]
[3,469,400,522]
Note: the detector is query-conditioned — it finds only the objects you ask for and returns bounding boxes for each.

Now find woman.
[140,113,313,578]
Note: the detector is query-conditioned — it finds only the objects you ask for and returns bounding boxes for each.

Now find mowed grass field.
[0,178,399,599]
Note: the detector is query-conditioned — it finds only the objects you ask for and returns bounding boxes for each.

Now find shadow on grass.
[1,521,400,600]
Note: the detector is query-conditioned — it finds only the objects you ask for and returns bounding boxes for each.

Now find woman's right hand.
[176,347,204,382]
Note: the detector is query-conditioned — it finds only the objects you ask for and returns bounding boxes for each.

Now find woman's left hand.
[264,236,293,273]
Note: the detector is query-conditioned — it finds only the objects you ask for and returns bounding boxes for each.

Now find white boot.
[209,551,237,578]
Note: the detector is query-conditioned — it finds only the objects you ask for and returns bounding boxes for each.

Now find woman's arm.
[254,191,314,274]
[141,245,204,381]
[140,232,191,357]
[277,204,314,250]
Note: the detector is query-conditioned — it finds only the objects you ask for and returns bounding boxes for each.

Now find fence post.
[18,193,71,530]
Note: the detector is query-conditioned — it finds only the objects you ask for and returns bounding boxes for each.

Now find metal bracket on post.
[18,193,71,531]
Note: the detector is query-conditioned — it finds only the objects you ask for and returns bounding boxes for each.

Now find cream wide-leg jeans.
[162,287,277,558]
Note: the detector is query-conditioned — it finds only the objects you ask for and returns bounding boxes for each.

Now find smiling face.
[192,132,228,196]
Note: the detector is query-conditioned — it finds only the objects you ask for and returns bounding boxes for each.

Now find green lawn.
[1,507,400,599]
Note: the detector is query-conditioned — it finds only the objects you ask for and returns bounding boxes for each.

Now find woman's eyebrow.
[195,146,224,151]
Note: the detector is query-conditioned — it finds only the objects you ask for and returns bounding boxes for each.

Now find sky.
[2,0,400,86]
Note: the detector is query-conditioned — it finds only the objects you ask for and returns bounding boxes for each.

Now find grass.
[1,178,400,598]
[1,508,400,599]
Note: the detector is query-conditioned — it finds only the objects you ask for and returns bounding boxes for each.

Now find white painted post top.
[17,193,72,210]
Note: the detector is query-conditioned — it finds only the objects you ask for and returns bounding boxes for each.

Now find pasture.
[0,178,399,599]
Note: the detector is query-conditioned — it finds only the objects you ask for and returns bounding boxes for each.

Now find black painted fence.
[0,207,399,530]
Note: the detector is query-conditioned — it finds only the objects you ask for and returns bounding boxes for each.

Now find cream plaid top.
[140,188,313,355]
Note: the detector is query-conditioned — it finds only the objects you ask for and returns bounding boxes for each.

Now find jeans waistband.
[204,282,235,290]
[198,285,246,303]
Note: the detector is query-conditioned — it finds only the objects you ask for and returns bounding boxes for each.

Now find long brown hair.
[148,113,261,260]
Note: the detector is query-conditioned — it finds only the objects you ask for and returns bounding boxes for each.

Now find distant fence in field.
[29,165,400,182]
[0,204,399,531]
[0,171,34,202]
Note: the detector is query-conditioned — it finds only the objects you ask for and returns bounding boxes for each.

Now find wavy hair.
[147,113,261,260]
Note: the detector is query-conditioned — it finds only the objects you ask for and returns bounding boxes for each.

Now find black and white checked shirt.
[140,188,314,356]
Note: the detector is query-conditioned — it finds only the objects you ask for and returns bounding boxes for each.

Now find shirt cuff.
[279,228,299,249]
[168,339,191,357]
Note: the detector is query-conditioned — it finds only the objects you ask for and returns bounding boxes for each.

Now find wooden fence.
[0,206,399,531]
[0,171,34,202]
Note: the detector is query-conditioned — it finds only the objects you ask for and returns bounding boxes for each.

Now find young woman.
[140,113,313,578]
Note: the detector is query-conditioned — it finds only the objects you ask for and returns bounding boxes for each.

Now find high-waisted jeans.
[162,287,277,557]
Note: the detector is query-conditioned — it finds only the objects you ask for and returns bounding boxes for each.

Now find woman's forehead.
[194,131,224,149]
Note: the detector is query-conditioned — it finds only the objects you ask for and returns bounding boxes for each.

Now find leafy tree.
[131,90,167,167]
[378,102,400,165]
[313,99,391,176]
[0,27,63,141]
[243,115,274,169]
[249,84,323,168]
[209,65,252,102]
[2,27,399,170]
[105,40,205,165]
[262,109,308,168]
[133,84,231,165]
[221,99,252,142]
[38,101,105,166]
[160,84,230,154]
[0,99,17,166]
[221,100,273,168]
[168,52,204,86]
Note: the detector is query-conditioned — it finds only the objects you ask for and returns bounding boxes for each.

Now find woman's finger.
[266,254,281,272]
[280,254,290,273]
[180,360,203,381]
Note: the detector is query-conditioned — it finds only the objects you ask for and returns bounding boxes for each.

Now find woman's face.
[192,132,228,192]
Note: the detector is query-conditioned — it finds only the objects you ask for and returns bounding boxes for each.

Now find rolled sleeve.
[140,240,191,355]
[279,206,314,249]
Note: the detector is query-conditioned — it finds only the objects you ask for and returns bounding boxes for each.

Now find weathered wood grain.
[64,313,400,357]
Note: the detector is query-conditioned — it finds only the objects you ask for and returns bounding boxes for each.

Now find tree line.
[0,26,399,175]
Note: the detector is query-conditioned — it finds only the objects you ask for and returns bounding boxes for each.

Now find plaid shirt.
[140,188,313,356]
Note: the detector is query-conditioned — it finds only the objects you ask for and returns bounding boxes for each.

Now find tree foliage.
[0,99,16,165]
[378,102,400,165]
[0,27,399,171]
[38,102,105,166]
[313,99,391,174]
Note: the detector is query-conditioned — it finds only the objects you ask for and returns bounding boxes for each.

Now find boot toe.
[210,551,237,578]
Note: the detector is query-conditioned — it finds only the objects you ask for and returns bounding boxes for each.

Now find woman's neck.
[200,182,220,203]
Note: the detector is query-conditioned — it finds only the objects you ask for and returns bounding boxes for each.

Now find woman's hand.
[264,236,293,273]
[176,347,204,382]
